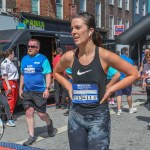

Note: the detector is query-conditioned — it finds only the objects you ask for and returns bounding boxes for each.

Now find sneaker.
[63,110,70,116]
[111,98,115,105]
[23,135,36,146]
[0,119,3,126]
[6,120,15,127]
[47,119,55,137]
[117,110,122,115]
[129,107,137,114]
[109,100,112,105]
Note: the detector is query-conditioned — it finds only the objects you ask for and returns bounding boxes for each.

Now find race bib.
[24,67,35,74]
[72,84,99,103]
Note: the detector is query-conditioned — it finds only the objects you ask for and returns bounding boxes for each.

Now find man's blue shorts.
[115,86,132,96]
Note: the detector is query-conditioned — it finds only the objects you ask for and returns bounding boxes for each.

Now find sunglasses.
[28,45,38,49]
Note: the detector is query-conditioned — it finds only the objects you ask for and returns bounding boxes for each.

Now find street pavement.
[1,87,150,150]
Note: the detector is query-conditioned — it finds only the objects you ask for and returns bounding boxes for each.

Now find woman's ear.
[89,31,92,36]
[89,28,94,36]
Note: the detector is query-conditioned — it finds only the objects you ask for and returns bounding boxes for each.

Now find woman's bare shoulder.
[61,49,77,65]
[98,47,115,59]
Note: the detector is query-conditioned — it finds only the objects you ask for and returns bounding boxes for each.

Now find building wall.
[6,0,16,10]
[7,0,71,20]
[73,0,105,27]
[106,0,131,27]
[132,0,148,24]
[106,0,132,39]
[64,0,72,20]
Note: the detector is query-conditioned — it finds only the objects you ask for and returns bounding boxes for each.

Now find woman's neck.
[78,42,96,56]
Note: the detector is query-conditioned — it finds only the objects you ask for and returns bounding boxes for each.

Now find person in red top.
[52,48,68,109]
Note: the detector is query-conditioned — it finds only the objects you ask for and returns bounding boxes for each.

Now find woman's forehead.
[71,18,85,24]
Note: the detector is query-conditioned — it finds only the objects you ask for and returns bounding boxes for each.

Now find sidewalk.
[132,85,146,95]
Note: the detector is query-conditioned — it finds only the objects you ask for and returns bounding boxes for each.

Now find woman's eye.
[76,26,81,30]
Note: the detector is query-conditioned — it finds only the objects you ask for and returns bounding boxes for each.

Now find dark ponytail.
[92,29,102,47]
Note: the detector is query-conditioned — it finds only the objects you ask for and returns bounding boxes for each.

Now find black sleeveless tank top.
[72,47,107,108]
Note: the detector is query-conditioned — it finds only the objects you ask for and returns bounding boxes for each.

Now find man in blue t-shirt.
[116,47,137,115]
[19,39,55,146]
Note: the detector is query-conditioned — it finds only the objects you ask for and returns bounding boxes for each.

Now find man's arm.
[42,58,52,99]
[19,74,24,99]
[45,73,51,89]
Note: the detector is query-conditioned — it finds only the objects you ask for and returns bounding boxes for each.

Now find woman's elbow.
[134,71,140,80]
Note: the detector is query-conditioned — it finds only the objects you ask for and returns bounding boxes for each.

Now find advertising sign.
[114,25,124,35]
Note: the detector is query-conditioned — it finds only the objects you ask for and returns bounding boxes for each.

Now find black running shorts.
[22,91,47,113]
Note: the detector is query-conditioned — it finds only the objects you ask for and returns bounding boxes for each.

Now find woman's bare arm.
[99,48,140,103]
[54,51,74,99]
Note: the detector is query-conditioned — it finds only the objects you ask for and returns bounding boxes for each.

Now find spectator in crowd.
[52,48,68,109]
[1,49,19,124]
[141,51,150,115]
[139,48,150,75]
[54,12,139,150]
[139,48,150,105]
[0,92,15,127]
[19,39,55,146]
[116,47,138,115]
[107,67,120,105]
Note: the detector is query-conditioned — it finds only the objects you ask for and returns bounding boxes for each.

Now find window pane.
[56,0,63,19]
[32,0,39,15]
[80,0,86,12]
[95,2,101,27]
[0,0,2,8]
[109,0,114,5]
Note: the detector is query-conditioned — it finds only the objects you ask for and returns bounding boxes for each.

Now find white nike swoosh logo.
[77,69,92,75]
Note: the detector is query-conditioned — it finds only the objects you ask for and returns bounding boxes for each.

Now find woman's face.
[9,51,14,60]
[71,18,91,46]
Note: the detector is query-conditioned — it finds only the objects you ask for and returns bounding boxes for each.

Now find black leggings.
[0,93,11,120]
[68,105,110,150]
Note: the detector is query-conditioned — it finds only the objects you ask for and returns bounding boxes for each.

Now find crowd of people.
[0,12,149,149]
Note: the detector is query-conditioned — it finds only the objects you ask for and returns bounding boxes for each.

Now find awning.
[115,13,150,45]
[0,29,31,45]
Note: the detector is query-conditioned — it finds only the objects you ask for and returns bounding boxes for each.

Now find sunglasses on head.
[28,45,38,49]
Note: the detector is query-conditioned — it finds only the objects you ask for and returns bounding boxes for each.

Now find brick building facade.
[1,0,132,40]
[105,0,132,39]
[4,0,72,20]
